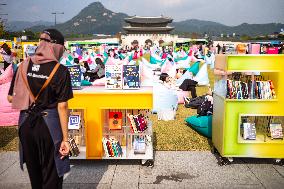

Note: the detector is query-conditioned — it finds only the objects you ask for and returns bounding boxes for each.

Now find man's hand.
[7,95,13,103]
[59,141,70,159]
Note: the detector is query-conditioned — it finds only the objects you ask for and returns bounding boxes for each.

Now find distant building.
[121,16,178,47]
[123,16,174,34]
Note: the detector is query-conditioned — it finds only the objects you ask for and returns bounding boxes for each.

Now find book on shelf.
[133,135,146,154]
[123,65,140,89]
[68,110,86,147]
[127,113,148,133]
[243,123,256,140]
[108,111,123,130]
[102,137,123,157]
[68,137,80,157]
[269,123,283,139]
[226,79,276,99]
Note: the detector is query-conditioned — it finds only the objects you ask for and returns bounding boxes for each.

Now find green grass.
[151,104,212,151]
[151,63,214,151]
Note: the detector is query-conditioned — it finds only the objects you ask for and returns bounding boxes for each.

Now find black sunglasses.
[39,37,61,45]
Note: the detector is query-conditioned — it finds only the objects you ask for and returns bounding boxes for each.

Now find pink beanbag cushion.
[92,77,105,86]
[0,82,20,126]
[177,90,189,104]
[0,64,13,85]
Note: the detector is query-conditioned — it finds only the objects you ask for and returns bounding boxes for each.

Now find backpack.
[197,97,213,116]
[185,95,205,109]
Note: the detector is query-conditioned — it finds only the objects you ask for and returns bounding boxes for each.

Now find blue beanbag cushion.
[185,115,212,138]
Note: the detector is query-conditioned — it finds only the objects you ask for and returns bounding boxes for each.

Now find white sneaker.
[183,96,190,104]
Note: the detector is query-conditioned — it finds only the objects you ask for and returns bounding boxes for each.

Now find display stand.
[212,55,284,164]
[67,86,153,165]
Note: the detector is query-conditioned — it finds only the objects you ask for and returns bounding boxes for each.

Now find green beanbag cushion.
[186,61,200,76]
[81,80,92,86]
[185,115,212,138]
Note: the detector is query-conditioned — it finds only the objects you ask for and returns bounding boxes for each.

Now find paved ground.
[0,151,283,189]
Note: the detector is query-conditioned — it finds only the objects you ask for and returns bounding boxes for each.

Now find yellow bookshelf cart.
[67,86,153,164]
[213,55,284,162]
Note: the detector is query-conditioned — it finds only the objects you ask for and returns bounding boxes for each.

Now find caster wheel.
[227,157,234,163]
[217,158,228,166]
[217,157,231,166]
[141,160,154,167]
[211,147,218,154]
[274,159,284,166]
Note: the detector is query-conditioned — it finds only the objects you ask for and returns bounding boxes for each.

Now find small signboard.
[68,115,81,130]
[123,65,140,89]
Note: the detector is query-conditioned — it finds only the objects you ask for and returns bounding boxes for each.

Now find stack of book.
[127,113,148,133]
[226,79,276,99]
[102,137,123,157]
[243,123,257,140]
[269,123,283,139]
[133,136,146,154]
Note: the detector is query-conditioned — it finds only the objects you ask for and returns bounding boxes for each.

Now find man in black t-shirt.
[8,29,72,189]
[9,60,73,109]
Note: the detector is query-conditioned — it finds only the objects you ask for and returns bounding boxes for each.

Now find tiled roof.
[123,26,174,31]
[124,16,173,24]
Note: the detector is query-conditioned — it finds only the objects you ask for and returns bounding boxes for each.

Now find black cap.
[42,29,64,45]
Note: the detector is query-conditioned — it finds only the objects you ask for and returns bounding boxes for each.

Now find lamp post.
[0,2,7,33]
[51,12,64,26]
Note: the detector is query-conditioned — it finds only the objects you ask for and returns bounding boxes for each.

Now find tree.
[0,19,7,38]
[191,32,201,39]
[240,35,251,41]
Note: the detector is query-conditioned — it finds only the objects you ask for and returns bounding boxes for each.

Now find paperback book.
[269,123,283,139]
[108,112,123,130]
[123,65,140,89]
[133,135,146,154]
[105,65,123,89]
[243,123,256,140]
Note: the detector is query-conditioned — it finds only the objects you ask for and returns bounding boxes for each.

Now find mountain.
[172,19,284,36]
[6,21,53,32]
[28,2,128,35]
[19,2,284,37]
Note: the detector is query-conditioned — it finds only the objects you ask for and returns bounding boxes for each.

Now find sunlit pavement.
[0,151,284,189]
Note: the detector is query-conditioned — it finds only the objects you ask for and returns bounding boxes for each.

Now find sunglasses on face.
[39,37,63,45]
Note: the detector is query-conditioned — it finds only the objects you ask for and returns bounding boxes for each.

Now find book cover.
[127,113,138,133]
[67,65,82,90]
[108,112,122,130]
[123,65,140,89]
[105,65,123,89]
[269,123,283,139]
[243,123,256,140]
[102,138,110,157]
[133,136,146,154]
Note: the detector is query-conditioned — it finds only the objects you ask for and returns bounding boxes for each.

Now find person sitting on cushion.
[179,71,198,98]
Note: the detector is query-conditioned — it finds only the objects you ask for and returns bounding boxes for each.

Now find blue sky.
[3,0,284,26]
